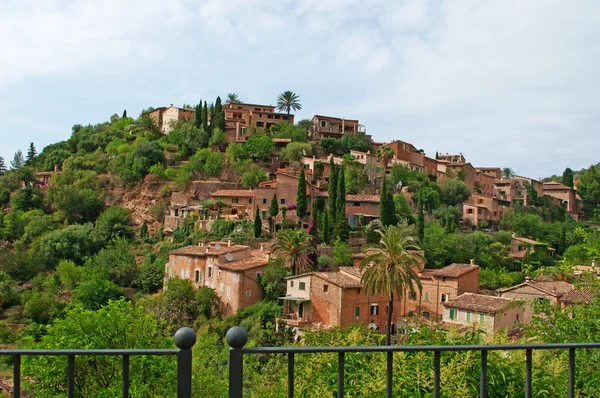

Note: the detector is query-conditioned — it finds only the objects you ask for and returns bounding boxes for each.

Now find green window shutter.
[449,309,455,320]
[424,292,430,301]
[480,314,485,324]
[355,306,360,318]
[466,312,471,322]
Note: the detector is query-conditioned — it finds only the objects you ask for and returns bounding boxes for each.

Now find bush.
[317,255,333,270]
[332,239,353,267]
[73,275,124,310]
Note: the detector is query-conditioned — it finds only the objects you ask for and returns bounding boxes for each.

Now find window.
[480,314,485,324]
[321,120,327,127]
[323,284,328,292]
[449,309,455,320]
[299,282,306,291]
[290,281,294,287]
[280,198,286,205]
[423,311,431,320]
[256,272,262,280]
[248,198,252,204]
[232,198,239,204]
[467,209,473,214]
[408,310,415,317]
[356,288,361,294]
[194,270,200,283]
[370,304,379,316]
[180,270,185,278]
[262,198,268,204]
[424,292,430,301]
[207,267,213,278]
[355,306,360,319]
[409,292,417,300]
[246,290,251,297]
[466,312,471,322]
[220,283,224,292]
[187,257,192,263]
[442,277,447,283]
[226,286,231,297]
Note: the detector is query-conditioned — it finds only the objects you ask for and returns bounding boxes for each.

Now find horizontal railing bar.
[241,342,600,354]
[0,349,179,356]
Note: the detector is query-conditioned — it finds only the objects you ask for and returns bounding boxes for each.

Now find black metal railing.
[3,327,196,398]
[225,326,600,398]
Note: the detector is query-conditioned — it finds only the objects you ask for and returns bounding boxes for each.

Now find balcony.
[280,314,311,327]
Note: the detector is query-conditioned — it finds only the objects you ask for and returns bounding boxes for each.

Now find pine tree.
[328,157,337,227]
[268,194,279,234]
[140,222,149,239]
[296,168,307,223]
[26,143,37,166]
[202,101,208,129]
[0,156,6,176]
[254,207,262,238]
[11,150,24,170]
[562,167,574,188]
[194,99,202,128]
[122,109,127,118]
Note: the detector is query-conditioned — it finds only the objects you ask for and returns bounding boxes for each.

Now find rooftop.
[560,289,597,305]
[169,244,249,256]
[211,190,255,198]
[499,277,574,297]
[543,181,573,190]
[432,263,479,278]
[217,251,269,271]
[314,272,362,288]
[443,293,515,314]
[346,194,380,203]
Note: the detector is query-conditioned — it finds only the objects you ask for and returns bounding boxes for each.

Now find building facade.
[147,105,195,134]
[224,103,295,143]
[542,181,584,221]
[442,293,524,332]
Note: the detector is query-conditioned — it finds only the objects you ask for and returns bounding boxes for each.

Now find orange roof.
[347,195,380,203]
[211,190,254,198]
[432,263,479,278]
[169,244,249,256]
[443,293,515,314]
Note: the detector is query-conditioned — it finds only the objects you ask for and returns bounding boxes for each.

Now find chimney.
[592,259,597,268]
[170,104,173,107]
[260,244,264,252]
[267,252,271,261]
[552,287,557,295]
[228,239,232,247]
[313,155,316,161]
[525,276,531,282]
[205,247,209,253]
[469,259,475,265]
[54,165,58,172]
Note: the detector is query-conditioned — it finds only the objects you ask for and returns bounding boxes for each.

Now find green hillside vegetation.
[0,104,599,395]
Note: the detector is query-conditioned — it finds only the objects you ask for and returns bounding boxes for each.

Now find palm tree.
[359,225,424,345]
[225,93,242,104]
[501,167,515,180]
[271,229,315,275]
[376,146,395,170]
[276,91,302,115]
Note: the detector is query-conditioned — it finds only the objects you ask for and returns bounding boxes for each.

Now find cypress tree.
[296,168,307,223]
[140,222,148,239]
[417,199,425,242]
[122,109,127,118]
[321,211,330,244]
[202,101,208,129]
[0,156,5,176]
[334,167,349,240]
[562,167,574,188]
[254,207,262,238]
[194,99,202,128]
[380,176,390,226]
[328,158,337,226]
[208,102,215,135]
[213,96,226,133]
[268,194,279,233]
[309,198,319,238]
[26,143,36,166]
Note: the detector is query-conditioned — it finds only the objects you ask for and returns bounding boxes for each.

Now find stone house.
[163,192,202,232]
[542,181,584,221]
[560,289,597,307]
[224,103,294,143]
[210,189,255,219]
[499,276,574,323]
[310,115,365,141]
[442,293,524,333]
[509,236,555,261]
[462,194,509,229]
[474,168,500,197]
[166,240,268,316]
[146,104,195,134]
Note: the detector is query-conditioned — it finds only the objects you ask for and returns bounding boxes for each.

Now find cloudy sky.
[1,0,599,178]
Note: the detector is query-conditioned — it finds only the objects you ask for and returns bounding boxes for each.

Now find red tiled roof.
[211,190,254,198]
[499,278,574,297]
[513,236,538,245]
[432,263,479,278]
[218,255,268,271]
[560,289,597,305]
[346,195,380,203]
[443,293,516,314]
[313,272,362,288]
[169,244,249,256]
[543,181,573,190]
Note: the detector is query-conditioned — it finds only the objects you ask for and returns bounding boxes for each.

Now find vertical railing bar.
[229,349,244,398]
[480,350,487,398]
[569,348,575,398]
[433,351,441,398]
[67,354,75,398]
[122,354,130,398]
[12,355,20,398]
[337,352,344,398]
[287,352,294,398]
[386,351,393,398]
[525,349,532,398]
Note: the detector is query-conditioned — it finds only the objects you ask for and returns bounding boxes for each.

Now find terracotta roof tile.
[346,195,380,203]
[211,190,254,198]
[560,289,598,304]
[218,256,268,271]
[443,293,516,314]
[314,272,362,288]
[169,244,249,256]
[432,263,479,278]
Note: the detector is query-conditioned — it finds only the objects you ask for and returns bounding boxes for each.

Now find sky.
[1,0,599,178]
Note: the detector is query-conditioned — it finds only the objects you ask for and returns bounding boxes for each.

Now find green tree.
[212,96,226,133]
[0,156,6,176]
[433,206,462,233]
[276,91,302,115]
[96,206,134,242]
[73,274,124,310]
[161,278,197,329]
[379,176,397,227]
[393,193,412,221]
[267,194,279,233]
[194,99,202,128]
[328,158,337,226]
[332,239,353,267]
[26,142,37,166]
[93,238,137,287]
[259,260,289,301]
[359,225,423,345]
[245,135,275,161]
[56,259,84,291]
[438,178,471,206]
[321,210,330,244]
[122,109,127,118]
[209,127,227,146]
[334,166,349,240]
[254,207,262,238]
[501,167,515,179]
[11,150,24,170]
[271,229,315,275]
[416,200,425,242]
[296,167,307,223]
[0,271,17,307]
[22,299,176,397]
[576,165,600,219]
[225,93,241,104]
[202,101,208,129]
[195,286,221,319]
[280,142,313,161]
[134,255,166,293]
[241,165,267,189]
[36,224,103,269]
[562,167,574,188]
[376,146,395,169]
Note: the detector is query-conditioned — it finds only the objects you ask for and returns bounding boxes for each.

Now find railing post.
[174,327,197,398]
[227,326,249,398]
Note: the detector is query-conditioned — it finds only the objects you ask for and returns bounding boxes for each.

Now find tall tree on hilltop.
[501,167,515,180]
[208,102,215,135]
[376,146,395,169]
[0,156,6,176]
[11,150,24,170]
[26,143,37,166]
[225,93,242,104]
[254,207,262,238]
[122,109,127,118]
[416,199,425,242]
[202,101,208,129]
[359,224,424,345]
[328,157,338,228]
[194,99,202,128]
[334,167,350,241]
[267,194,279,234]
[562,167,574,188]
[379,176,397,227]
[296,168,308,225]
[576,165,600,219]
[213,97,226,133]
[271,229,315,275]
[276,91,302,115]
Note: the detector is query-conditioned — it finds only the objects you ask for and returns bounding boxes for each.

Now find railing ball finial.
[226,326,248,348]
[174,327,197,350]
